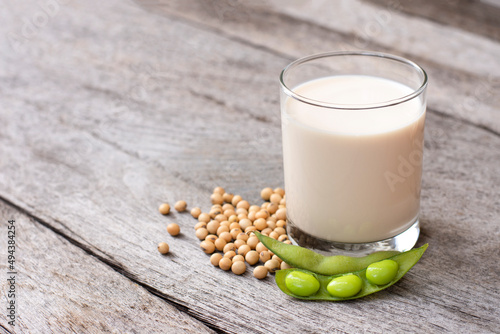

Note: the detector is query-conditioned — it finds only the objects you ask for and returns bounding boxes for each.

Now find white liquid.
[282,75,425,243]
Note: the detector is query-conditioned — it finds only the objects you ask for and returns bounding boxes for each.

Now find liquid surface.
[282,75,425,243]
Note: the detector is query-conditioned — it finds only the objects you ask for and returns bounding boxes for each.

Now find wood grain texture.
[365,0,500,42]
[0,202,215,333]
[137,0,500,135]
[1,0,499,333]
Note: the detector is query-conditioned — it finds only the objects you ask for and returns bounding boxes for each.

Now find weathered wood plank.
[2,1,287,194]
[0,202,216,333]
[0,0,499,333]
[135,0,500,136]
[365,0,500,42]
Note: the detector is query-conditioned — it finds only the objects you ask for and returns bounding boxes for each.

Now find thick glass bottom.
[287,218,420,256]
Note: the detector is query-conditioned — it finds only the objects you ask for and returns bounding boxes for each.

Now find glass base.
[287,219,420,256]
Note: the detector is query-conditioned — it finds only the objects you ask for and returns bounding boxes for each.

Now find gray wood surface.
[1,0,499,333]
[0,202,215,334]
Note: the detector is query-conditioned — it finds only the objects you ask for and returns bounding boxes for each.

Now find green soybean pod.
[275,244,428,301]
[255,232,400,276]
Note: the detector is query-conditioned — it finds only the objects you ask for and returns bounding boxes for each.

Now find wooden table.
[1,0,499,332]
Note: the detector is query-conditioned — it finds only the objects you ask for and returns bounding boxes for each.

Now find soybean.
[219,231,232,243]
[195,228,209,240]
[223,243,236,253]
[259,251,272,263]
[327,274,363,298]
[232,255,245,263]
[260,187,273,201]
[174,200,187,212]
[210,253,223,266]
[231,261,246,275]
[224,250,236,260]
[253,266,268,279]
[222,193,234,203]
[214,238,227,251]
[213,186,225,195]
[237,244,251,256]
[207,221,220,234]
[264,259,280,274]
[280,261,292,270]
[198,213,211,223]
[200,241,215,254]
[211,193,224,205]
[285,271,320,297]
[205,235,217,244]
[245,250,260,265]
[247,236,259,250]
[167,223,180,236]
[366,259,399,285]
[190,207,202,218]
[157,242,169,254]
[234,239,246,249]
[219,257,232,271]
[159,203,170,215]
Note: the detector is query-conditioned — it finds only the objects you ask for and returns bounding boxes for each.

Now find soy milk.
[282,75,425,243]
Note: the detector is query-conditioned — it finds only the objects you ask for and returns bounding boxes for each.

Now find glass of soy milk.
[280,51,428,255]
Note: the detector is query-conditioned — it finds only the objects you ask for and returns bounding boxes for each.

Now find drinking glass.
[280,51,428,255]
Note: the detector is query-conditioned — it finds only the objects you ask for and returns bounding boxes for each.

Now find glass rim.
[279,51,428,110]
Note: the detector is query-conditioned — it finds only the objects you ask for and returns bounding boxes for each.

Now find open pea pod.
[255,232,400,276]
[275,243,428,301]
